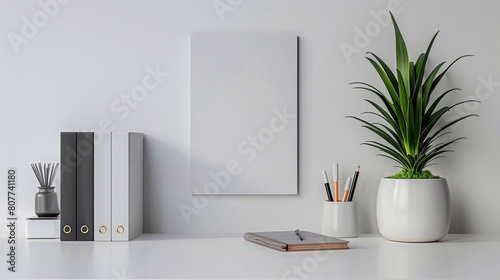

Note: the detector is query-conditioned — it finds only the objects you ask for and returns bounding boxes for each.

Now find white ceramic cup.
[321,201,359,238]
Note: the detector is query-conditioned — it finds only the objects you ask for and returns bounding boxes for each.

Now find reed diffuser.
[31,163,60,217]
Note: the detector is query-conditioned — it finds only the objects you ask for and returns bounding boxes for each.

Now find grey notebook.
[244,231,349,252]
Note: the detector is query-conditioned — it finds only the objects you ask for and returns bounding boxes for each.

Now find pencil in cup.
[347,166,360,202]
[322,170,333,201]
[342,177,352,202]
[333,163,339,202]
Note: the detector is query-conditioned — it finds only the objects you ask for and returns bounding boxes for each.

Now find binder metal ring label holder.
[81,225,89,234]
[63,225,71,234]
[117,226,124,234]
[98,225,107,234]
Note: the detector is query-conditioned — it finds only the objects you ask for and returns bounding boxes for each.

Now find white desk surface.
[2,234,500,279]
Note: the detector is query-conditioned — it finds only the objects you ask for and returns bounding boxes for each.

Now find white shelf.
[3,234,500,279]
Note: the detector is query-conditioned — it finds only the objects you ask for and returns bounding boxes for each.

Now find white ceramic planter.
[376,178,451,242]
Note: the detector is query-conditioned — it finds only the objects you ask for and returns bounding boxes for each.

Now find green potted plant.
[348,13,478,242]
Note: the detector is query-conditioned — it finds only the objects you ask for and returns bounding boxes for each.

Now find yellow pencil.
[333,163,339,202]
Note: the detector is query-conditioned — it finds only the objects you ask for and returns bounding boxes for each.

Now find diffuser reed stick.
[31,163,59,188]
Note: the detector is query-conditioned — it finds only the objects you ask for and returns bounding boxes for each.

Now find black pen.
[322,170,333,201]
[348,166,360,201]
[295,229,304,241]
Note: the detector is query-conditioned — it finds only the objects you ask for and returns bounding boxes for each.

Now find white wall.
[1,0,499,235]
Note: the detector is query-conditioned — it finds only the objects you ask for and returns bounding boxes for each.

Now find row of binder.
[60,132,143,241]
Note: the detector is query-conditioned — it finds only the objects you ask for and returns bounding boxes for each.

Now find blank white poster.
[190,33,298,195]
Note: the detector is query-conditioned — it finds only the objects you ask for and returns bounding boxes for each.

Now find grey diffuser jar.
[35,186,60,217]
[31,163,60,217]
